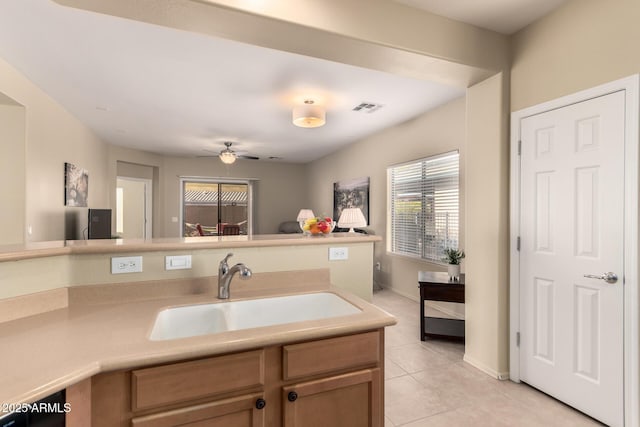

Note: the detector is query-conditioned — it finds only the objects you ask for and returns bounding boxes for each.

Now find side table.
[418,271,465,340]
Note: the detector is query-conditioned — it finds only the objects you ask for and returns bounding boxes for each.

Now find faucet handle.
[219,253,233,274]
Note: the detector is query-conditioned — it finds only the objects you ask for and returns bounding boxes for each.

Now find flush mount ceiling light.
[292,99,326,128]
[219,142,237,164]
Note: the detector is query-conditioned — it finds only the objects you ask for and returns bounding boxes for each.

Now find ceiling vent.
[352,102,383,113]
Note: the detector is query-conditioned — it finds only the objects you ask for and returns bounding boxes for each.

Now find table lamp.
[337,208,367,233]
[297,209,316,232]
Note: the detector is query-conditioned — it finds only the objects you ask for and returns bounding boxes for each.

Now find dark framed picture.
[64,162,89,207]
[333,177,370,225]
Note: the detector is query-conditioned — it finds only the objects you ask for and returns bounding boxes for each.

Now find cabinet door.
[282,369,381,427]
[131,393,265,427]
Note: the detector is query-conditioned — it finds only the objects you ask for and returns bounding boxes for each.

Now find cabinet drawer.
[283,331,380,380]
[132,350,264,411]
[421,284,464,303]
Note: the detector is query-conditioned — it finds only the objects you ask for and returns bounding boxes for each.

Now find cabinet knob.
[255,398,266,410]
[287,391,298,402]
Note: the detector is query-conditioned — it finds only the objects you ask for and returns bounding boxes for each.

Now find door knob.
[583,272,618,284]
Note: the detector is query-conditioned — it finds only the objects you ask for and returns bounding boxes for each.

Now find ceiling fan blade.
[238,154,260,160]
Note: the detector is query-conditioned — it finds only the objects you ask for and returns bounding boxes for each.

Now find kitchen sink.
[149,292,361,341]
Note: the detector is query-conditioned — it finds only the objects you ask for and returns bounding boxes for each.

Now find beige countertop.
[0,283,395,407]
[0,233,381,262]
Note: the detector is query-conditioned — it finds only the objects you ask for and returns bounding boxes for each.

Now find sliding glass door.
[181,179,251,236]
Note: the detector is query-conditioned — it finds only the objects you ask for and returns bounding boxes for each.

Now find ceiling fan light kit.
[219,142,237,164]
[292,99,326,128]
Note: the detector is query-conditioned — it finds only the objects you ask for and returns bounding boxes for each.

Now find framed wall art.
[333,176,370,225]
[64,162,89,207]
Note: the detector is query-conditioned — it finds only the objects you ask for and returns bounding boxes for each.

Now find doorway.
[116,177,152,239]
[510,76,639,427]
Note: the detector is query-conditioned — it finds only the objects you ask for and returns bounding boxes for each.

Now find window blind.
[388,151,459,262]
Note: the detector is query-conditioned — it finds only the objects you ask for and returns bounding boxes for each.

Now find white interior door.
[116,177,152,239]
[519,91,625,426]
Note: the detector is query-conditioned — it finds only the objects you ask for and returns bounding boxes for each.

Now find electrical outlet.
[165,255,192,270]
[329,247,349,261]
[111,256,143,274]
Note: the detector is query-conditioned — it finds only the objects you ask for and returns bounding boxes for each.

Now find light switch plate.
[111,256,143,274]
[165,255,192,270]
[329,247,349,261]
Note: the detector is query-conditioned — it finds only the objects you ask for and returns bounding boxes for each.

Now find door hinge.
[518,140,522,155]
[516,332,520,347]
[517,236,521,251]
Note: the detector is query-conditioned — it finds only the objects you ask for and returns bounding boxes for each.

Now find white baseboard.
[384,286,419,302]
[463,354,510,380]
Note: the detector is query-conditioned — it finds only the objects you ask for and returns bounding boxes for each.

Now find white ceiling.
[394,0,569,34]
[0,1,567,163]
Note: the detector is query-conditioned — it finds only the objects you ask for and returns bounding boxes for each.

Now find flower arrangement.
[302,216,334,235]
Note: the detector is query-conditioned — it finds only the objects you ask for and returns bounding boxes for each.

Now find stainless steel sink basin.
[149,292,361,341]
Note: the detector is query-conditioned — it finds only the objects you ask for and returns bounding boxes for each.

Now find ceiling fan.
[199,141,260,164]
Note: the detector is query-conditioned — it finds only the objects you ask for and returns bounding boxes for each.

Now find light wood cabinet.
[67,329,384,427]
[131,350,264,412]
[282,369,381,427]
[131,393,265,427]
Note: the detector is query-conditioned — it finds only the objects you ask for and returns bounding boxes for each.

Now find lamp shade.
[338,208,366,232]
[296,209,316,221]
[219,142,237,164]
[219,151,236,164]
[292,101,326,128]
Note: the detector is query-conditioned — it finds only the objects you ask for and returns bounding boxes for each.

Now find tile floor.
[372,288,603,427]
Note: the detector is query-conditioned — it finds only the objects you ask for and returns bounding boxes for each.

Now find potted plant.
[443,248,465,280]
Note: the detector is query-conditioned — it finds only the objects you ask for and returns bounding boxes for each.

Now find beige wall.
[7,0,513,377]
[117,161,154,180]
[0,101,25,244]
[0,242,375,301]
[511,0,640,111]
[107,146,309,237]
[160,157,308,236]
[307,97,466,311]
[0,57,110,243]
[464,73,510,378]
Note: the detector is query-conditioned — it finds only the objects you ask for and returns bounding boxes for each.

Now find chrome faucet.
[218,253,252,299]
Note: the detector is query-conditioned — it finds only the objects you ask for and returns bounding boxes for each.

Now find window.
[387,151,459,262]
[180,178,253,236]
